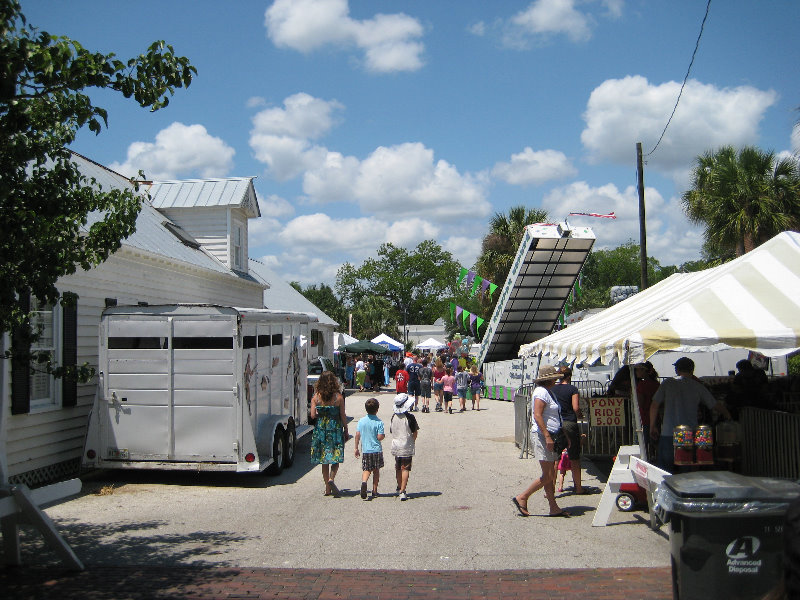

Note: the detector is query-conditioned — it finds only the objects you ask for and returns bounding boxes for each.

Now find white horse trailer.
[83,305,316,474]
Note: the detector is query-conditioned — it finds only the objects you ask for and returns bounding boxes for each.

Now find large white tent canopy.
[519,232,800,366]
[334,332,358,349]
[415,337,447,350]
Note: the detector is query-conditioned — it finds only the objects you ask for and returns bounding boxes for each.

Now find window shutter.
[11,293,31,415]
[61,292,78,408]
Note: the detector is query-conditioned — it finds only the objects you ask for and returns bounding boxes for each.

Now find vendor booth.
[519,231,800,480]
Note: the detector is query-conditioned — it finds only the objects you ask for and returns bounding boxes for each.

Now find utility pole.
[636,142,648,290]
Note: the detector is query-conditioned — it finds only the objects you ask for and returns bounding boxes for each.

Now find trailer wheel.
[284,423,296,468]
[266,427,285,476]
[616,492,636,512]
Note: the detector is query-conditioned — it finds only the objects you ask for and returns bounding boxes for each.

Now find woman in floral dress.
[310,371,348,496]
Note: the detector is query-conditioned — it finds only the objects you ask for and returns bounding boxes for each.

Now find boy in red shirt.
[395,364,409,394]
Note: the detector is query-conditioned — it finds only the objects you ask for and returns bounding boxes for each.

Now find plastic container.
[654,471,800,600]
[673,425,694,466]
[694,425,714,465]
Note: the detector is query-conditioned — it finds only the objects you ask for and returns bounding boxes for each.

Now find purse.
[549,428,568,455]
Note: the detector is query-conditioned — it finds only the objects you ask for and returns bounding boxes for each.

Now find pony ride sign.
[589,396,626,426]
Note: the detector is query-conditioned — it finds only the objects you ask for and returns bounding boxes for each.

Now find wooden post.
[636,142,648,290]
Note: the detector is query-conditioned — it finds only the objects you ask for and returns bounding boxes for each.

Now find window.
[11,292,78,414]
[29,298,57,409]
[233,226,243,269]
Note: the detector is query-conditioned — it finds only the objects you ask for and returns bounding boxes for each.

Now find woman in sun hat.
[512,365,571,517]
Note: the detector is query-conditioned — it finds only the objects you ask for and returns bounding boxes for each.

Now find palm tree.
[682,146,800,258]
[475,205,549,287]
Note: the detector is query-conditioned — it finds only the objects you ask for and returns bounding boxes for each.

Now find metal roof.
[248,259,339,327]
[478,223,595,365]
[147,178,260,218]
[69,153,258,279]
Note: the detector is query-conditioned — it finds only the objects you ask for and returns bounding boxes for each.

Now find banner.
[476,316,484,336]
[462,308,470,330]
[457,267,468,286]
[488,282,498,299]
[470,275,481,297]
[469,313,477,335]
[450,302,455,322]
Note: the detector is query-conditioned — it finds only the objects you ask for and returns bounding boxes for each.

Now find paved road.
[4,392,674,598]
[21,392,669,572]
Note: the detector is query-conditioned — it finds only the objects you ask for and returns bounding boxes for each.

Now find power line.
[646,0,712,157]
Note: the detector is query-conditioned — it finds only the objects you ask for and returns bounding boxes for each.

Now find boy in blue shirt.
[354,397,385,500]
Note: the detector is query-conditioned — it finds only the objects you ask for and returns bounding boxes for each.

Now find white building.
[0,153,328,486]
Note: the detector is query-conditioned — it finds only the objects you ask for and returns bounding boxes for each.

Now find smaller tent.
[371,333,403,351]
[415,337,447,351]
[334,332,358,349]
[338,340,392,354]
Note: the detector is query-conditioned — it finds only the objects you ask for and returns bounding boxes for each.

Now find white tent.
[519,231,800,365]
[371,333,403,351]
[334,332,358,350]
[415,337,447,351]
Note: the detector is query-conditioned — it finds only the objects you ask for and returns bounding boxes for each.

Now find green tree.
[290,282,347,327]
[352,295,398,341]
[336,240,461,337]
[682,145,800,260]
[475,206,549,288]
[1,0,195,373]
[573,241,675,311]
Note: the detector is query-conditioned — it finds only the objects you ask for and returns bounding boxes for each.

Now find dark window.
[271,334,283,346]
[243,336,256,349]
[173,337,233,350]
[258,335,271,347]
[108,337,166,350]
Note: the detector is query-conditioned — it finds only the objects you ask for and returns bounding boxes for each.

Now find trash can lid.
[655,471,800,516]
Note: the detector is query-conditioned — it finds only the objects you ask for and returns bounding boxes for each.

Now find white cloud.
[264,0,425,73]
[258,193,295,219]
[442,236,482,270]
[581,76,778,177]
[491,147,577,185]
[468,21,486,37]
[509,0,593,44]
[249,93,343,180]
[602,0,624,19]
[792,124,800,155]
[541,181,705,265]
[246,96,267,108]
[110,122,235,180]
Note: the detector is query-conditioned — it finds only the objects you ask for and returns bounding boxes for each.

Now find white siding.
[230,210,248,273]
[159,207,229,267]
[4,249,264,479]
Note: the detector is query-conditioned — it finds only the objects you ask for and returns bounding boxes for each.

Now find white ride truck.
[83,304,316,475]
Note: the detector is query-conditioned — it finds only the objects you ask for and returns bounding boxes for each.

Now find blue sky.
[22,0,800,286]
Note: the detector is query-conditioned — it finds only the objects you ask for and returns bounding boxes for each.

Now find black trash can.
[654,471,800,600]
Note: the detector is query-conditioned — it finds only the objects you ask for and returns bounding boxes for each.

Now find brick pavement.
[1,565,673,599]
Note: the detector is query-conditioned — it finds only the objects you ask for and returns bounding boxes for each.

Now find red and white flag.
[568,211,616,219]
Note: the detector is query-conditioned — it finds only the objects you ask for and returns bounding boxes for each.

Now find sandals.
[546,510,571,518]
[511,497,530,517]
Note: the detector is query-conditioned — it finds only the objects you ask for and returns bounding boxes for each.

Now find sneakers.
[399,491,408,501]
[361,482,368,500]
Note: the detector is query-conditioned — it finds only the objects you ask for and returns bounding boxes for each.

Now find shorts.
[394,456,413,471]
[433,382,443,391]
[458,388,467,399]
[421,381,431,398]
[470,386,481,396]
[531,430,559,462]
[408,380,421,397]
[362,452,384,471]
[562,420,582,461]
[443,391,453,403]
[356,371,366,386]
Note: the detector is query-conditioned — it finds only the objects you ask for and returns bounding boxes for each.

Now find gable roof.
[71,153,262,284]
[519,231,800,365]
[248,258,339,327]
[147,177,260,218]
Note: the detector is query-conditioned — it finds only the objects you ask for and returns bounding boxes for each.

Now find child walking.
[354,397,385,500]
[556,449,571,492]
[441,367,455,414]
[455,364,470,412]
[391,393,419,500]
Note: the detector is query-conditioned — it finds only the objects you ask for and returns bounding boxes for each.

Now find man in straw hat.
[512,365,571,517]
[390,393,420,501]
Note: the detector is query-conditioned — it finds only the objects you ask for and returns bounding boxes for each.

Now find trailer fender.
[256,414,290,460]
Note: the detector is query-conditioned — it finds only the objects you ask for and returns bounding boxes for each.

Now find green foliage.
[336,240,461,339]
[0,0,195,377]
[572,241,680,311]
[682,145,800,260]
[789,352,800,376]
[292,282,347,328]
